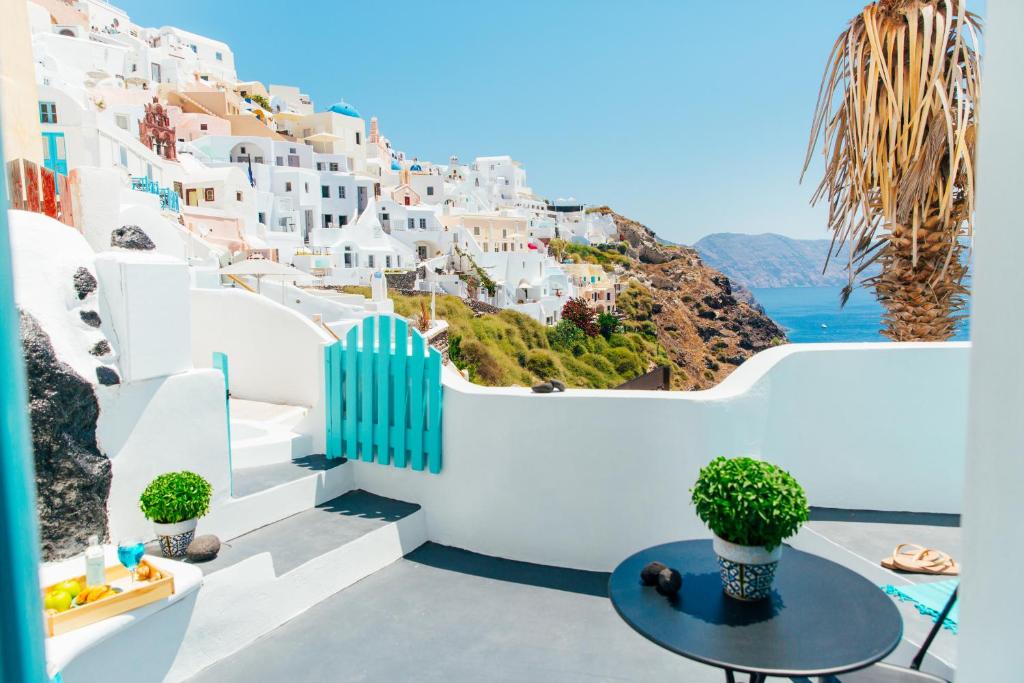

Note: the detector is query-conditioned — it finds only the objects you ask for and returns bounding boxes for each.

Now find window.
[316,162,324,171]
[502,229,507,238]
[240,146,246,154]
[397,256,401,267]
[151,63,161,82]
[386,256,392,268]
[254,156,264,164]
[289,148,296,154]
[340,215,348,226]
[39,102,57,124]
[329,162,339,171]
[173,181,183,198]
[258,211,266,224]
[343,247,352,267]
[215,51,223,61]
[426,186,434,196]
[382,212,389,221]
[119,146,128,166]
[323,214,333,228]
[285,181,292,191]
[367,255,375,268]
[321,185,329,198]
[419,219,427,229]
[404,196,411,206]
[276,156,283,166]
[204,188,215,202]
[115,114,129,130]
[236,191,242,202]
[408,218,415,229]
[473,226,480,235]
[355,132,361,145]
[304,182,309,192]
[338,186,345,199]
[200,123,208,131]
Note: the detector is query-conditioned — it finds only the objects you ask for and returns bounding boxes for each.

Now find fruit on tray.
[75,584,116,605]
[54,579,82,599]
[135,560,163,582]
[44,589,73,613]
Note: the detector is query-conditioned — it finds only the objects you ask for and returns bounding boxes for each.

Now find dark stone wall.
[385,271,417,291]
[20,311,111,560]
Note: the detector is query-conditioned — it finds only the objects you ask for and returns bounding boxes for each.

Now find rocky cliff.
[591,208,787,389]
[692,232,880,289]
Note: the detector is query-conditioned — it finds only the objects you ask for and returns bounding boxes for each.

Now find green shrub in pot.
[691,456,809,600]
[140,471,213,557]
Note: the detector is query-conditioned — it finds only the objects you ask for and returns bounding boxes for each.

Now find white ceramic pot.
[712,534,782,601]
[153,518,197,558]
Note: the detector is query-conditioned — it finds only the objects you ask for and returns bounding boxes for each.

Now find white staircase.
[229,399,314,469]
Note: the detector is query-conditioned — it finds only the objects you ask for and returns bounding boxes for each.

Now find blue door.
[41,132,67,193]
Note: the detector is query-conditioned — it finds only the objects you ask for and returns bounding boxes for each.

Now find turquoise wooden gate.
[325,315,443,473]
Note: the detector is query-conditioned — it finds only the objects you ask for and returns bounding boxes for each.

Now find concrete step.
[230,420,314,469]
[230,454,343,498]
[166,490,427,681]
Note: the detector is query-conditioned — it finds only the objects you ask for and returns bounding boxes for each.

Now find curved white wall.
[354,342,969,571]
[191,288,333,451]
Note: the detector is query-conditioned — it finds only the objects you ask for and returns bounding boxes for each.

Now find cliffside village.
[12,0,625,327]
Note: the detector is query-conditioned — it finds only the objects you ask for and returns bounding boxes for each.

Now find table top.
[609,539,902,677]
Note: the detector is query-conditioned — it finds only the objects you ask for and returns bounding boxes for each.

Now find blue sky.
[116,0,986,245]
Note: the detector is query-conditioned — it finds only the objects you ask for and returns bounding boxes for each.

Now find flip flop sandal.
[882,545,960,575]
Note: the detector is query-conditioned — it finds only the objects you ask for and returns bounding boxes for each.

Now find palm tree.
[803,0,981,341]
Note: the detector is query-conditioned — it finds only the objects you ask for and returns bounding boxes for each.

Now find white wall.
[190,288,332,451]
[958,0,1024,679]
[99,369,229,542]
[354,342,969,571]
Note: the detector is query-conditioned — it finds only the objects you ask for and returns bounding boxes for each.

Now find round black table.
[609,540,902,682]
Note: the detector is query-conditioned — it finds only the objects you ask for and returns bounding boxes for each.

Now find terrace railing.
[324,315,443,473]
[130,176,181,213]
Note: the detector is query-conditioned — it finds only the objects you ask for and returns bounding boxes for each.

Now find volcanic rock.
[110,224,156,251]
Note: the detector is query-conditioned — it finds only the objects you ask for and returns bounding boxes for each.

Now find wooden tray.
[43,560,175,637]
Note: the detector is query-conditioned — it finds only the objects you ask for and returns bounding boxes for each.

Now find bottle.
[85,535,105,587]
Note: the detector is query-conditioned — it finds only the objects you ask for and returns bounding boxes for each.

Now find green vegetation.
[690,457,809,550]
[549,239,630,272]
[248,93,271,111]
[453,245,497,296]
[139,471,213,524]
[345,288,674,389]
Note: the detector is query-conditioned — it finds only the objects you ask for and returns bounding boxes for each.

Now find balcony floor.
[187,511,959,682]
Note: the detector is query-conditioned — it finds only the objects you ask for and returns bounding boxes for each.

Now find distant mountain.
[692,233,878,289]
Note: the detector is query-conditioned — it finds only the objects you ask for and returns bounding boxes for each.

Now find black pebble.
[640,561,667,586]
[657,568,682,596]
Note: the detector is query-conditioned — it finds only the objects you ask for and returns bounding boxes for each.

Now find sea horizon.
[751,286,971,344]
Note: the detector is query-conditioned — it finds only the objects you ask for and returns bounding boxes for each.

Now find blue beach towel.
[882,579,959,633]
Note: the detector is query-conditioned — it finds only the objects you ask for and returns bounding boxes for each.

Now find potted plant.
[690,456,809,601]
[139,471,213,558]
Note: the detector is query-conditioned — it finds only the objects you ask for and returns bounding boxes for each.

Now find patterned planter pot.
[153,518,198,558]
[712,535,782,601]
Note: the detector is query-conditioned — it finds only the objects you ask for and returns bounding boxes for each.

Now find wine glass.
[117,538,145,585]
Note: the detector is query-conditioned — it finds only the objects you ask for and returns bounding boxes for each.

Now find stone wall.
[20,311,111,560]
[385,271,417,291]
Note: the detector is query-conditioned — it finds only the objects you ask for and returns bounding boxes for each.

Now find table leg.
[725,670,736,683]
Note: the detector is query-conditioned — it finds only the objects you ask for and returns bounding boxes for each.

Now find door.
[40,132,67,193]
[185,189,198,207]
[357,186,367,213]
[418,245,428,260]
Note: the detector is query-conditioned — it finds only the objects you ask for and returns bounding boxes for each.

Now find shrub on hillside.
[458,339,505,385]
[525,349,562,379]
[617,282,654,321]
[549,320,586,349]
[581,353,615,377]
[607,346,643,377]
[597,312,621,339]
[561,297,599,336]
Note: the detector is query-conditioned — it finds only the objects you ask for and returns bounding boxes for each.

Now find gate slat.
[376,315,391,464]
[331,342,343,457]
[360,316,375,461]
[324,342,335,458]
[426,347,443,474]
[343,325,358,459]
[392,318,408,468]
[409,330,425,471]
